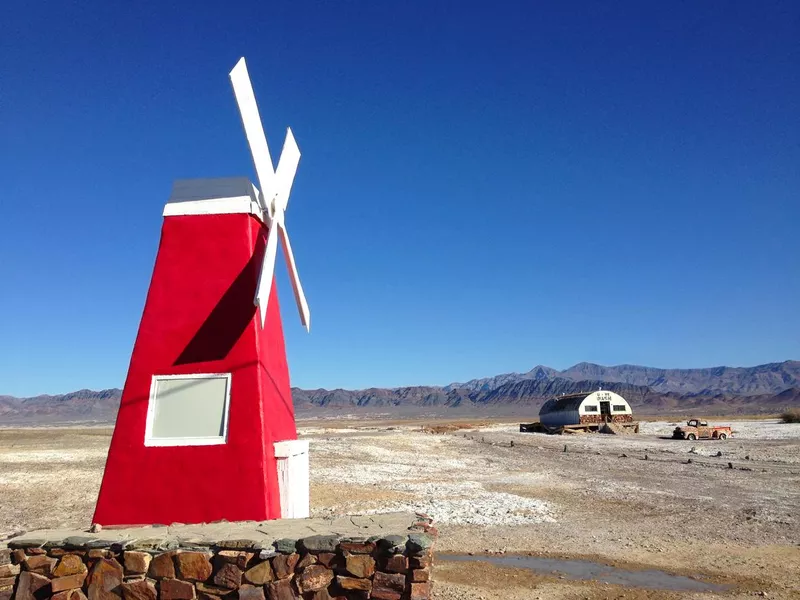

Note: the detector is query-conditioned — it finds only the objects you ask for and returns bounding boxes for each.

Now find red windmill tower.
[93,57,311,526]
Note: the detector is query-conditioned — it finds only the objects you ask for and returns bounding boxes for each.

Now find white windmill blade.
[277,221,311,331]
[229,57,275,217]
[274,127,301,211]
[255,222,280,327]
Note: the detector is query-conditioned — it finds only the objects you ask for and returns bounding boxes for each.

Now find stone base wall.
[0,519,437,600]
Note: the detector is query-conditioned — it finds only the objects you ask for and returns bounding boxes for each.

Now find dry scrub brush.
[781,409,800,423]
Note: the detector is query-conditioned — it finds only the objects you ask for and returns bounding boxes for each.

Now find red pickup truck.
[672,419,732,441]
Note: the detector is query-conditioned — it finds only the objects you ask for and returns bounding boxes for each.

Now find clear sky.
[1,1,798,397]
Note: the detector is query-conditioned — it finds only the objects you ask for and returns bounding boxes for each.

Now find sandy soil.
[1,419,799,599]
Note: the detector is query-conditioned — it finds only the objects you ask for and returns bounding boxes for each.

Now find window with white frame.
[584,405,598,412]
[612,404,627,412]
[145,374,231,446]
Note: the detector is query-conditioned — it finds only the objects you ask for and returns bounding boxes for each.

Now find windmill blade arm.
[229,57,275,215]
[277,221,311,331]
[255,222,280,327]
[274,127,301,211]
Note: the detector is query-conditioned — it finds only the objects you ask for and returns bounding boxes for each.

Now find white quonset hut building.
[539,390,634,428]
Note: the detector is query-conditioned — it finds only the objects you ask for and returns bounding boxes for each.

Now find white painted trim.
[163,195,264,220]
[274,439,309,458]
[144,373,232,447]
[274,439,310,519]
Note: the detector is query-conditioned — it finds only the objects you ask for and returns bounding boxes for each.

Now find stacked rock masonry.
[0,517,437,600]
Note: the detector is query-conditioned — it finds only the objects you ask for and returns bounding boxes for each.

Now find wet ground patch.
[440,553,731,593]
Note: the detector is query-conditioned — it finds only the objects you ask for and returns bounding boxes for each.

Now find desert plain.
[1,417,799,599]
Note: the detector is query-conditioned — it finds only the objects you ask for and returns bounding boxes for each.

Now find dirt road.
[1,419,798,599]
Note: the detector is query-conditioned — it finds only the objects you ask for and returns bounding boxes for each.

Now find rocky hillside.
[1,361,798,424]
[0,388,121,424]
[293,377,800,414]
[449,361,800,396]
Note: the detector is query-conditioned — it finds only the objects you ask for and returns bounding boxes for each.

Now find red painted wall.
[93,212,297,526]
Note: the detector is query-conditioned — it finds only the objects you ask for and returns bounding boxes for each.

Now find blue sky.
[1,1,798,397]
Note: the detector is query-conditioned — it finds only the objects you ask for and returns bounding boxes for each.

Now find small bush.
[781,409,800,423]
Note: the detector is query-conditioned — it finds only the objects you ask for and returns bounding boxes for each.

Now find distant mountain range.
[293,360,800,413]
[446,361,800,396]
[1,361,798,424]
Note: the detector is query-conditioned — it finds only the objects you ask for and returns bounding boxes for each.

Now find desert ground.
[1,417,799,599]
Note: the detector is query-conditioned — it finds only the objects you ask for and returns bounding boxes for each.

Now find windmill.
[92,57,312,526]
[229,56,310,331]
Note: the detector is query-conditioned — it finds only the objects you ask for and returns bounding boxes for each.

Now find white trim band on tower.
[162,177,265,220]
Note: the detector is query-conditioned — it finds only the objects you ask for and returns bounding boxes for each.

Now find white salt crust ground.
[310,437,556,526]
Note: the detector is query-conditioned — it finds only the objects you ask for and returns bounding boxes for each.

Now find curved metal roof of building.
[539,392,592,414]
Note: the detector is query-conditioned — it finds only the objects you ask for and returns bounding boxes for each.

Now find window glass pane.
[151,377,228,439]
[612,405,626,412]
[584,405,598,412]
